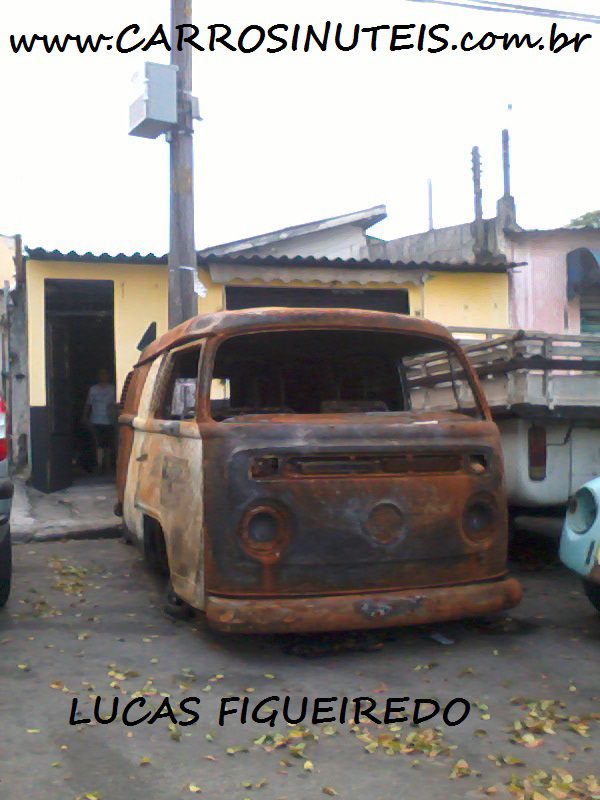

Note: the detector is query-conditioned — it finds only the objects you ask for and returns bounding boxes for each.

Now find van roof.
[137,307,453,366]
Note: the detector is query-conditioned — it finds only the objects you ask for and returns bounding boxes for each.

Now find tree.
[568,210,600,229]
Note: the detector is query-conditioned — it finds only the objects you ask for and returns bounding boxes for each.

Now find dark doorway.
[32,280,115,492]
[225,286,410,314]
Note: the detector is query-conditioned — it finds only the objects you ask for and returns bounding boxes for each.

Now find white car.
[559,478,600,615]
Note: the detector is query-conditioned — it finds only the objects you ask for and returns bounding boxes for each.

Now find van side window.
[156,347,202,420]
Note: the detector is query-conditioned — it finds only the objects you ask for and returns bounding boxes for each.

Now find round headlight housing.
[240,505,289,563]
[567,487,597,534]
[463,493,497,542]
[248,512,278,543]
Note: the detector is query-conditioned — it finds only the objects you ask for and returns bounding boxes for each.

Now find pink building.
[506,228,600,334]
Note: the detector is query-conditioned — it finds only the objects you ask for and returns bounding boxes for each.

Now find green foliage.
[568,210,600,228]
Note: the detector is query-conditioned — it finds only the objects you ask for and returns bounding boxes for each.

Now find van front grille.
[251,452,467,479]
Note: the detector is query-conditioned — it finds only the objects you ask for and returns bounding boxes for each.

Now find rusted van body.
[116,308,521,633]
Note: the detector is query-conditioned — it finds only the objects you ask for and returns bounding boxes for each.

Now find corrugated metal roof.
[25,247,518,272]
[198,253,517,272]
[25,247,168,264]
[198,205,388,257]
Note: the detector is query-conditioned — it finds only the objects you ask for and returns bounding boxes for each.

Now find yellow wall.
[27,259,168,407]
[202,273,508,330]
[423,272,509,329]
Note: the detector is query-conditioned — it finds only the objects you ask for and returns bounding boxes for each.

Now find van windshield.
[210,329,482,421]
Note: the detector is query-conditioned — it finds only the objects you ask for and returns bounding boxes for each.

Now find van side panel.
[123,354,206,609]
[131,423,205,606]
[116,363,151,510]
[123,358,163,542]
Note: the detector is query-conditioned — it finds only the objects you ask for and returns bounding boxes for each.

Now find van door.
[131,344,205,607]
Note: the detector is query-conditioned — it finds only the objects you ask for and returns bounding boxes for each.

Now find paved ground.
[1,537,598,800]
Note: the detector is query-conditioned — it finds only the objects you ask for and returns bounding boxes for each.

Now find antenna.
[427,179,434,231]
[472,146,483,224]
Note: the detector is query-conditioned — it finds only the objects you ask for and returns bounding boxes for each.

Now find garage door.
[225,286,409,314]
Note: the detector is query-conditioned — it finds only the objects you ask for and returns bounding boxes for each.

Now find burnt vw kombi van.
[116,308,521,633]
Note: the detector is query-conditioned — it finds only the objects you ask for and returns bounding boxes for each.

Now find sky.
[0,0,598,254]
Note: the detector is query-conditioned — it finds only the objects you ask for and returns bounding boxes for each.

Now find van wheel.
[164,580,193,620]
[582,579,600,614]
[0,529,12,608]
[143,517,169,576]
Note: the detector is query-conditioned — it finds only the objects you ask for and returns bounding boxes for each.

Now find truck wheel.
[0,529,12,608]
[582,579,600,614]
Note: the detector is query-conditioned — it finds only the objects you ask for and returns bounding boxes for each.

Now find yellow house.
[22,250,510,492]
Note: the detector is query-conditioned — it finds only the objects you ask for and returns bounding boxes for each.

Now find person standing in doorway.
[84,368,116,474]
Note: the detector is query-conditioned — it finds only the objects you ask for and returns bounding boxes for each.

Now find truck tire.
[0,529,12,607]
[582,579,600,614]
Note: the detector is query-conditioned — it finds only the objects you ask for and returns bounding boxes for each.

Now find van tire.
[0,529,12,608]
[582,579,600,614]
[143,517,169,576]
[164,580,193,620]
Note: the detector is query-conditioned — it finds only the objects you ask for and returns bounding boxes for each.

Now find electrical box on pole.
[128,1,203,328]
[129,62,179,139]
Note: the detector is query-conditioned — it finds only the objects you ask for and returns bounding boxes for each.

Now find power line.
[407,0,600,24]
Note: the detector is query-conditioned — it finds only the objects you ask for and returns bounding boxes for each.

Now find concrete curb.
[13,525,123,544]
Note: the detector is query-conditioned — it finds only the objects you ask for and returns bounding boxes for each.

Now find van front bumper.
[205,577,523,634]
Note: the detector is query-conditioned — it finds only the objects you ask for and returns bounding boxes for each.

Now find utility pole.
[472,146,483,224]
[472,145,485,256]
[168,0,197,327]
[502,128,511,198]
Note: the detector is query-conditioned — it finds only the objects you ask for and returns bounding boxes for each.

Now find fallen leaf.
[449,758,472,779]
[226,745,249,756]
[303,760,314,772]
[323,788,338,796]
